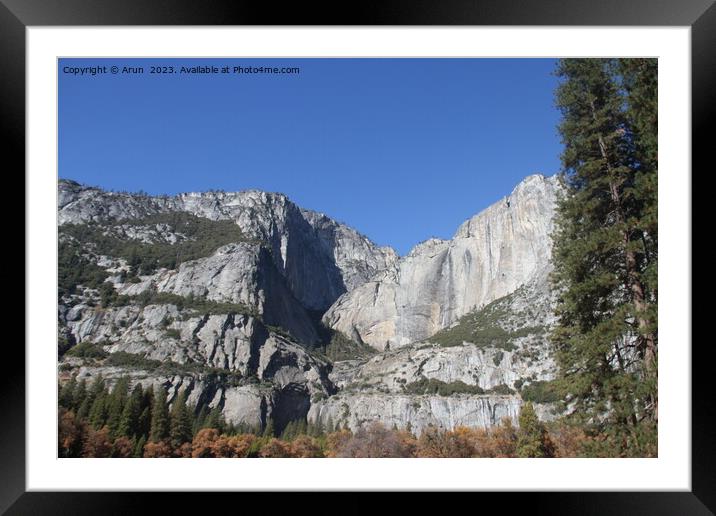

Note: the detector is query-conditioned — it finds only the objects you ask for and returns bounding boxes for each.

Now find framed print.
[4,0,712,512]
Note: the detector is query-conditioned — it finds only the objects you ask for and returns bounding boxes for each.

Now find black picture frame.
[4,0,710,513]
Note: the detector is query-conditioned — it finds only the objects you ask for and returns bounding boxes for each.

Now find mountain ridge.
[57,173,562,434]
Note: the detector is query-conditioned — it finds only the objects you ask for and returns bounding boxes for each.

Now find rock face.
[58,174,562,434]
[308,270,559,433]
[308,393,524,435]
[323,174,561,350]
[59,181,397,312]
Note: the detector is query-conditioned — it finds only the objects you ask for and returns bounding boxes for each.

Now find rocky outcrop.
[62,302,332,388]
[63,312,334,434]
[308,393,523,435]
[332,340,555,395]
[310,276,559,433]
[59,181,396,311]
[322,174,561,350]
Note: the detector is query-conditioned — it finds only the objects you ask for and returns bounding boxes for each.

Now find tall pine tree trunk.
[592,102,658,422]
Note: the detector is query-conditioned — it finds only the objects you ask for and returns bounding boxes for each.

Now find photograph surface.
[56,57,658,459]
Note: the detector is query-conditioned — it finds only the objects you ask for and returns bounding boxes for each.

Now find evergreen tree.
[193,404,209,435]
[59,376,77,409]
[105,377,130,439]
[204,406,225,433]
[134,435,147,458]
[77,397,92,421]
[139,387,154,437]
[619,60,658,398]
[516,403,550,458]
[169,389,193,447]
[88,388,108,430]
[87,374,105,404]
[118,384,144,438]
[149,386,170,442]
[138,406,152,439]
[72,378,88,412]
[551,58,658,456]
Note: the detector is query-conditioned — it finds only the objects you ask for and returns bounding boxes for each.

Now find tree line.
[59,373,600,458]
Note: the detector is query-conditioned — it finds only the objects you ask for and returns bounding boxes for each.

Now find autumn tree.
[82,426,113,458]
[259,438,294,458]
[143,440,173,458]
[112,436,135,458]
[332,421,413,458]
[290,435,324,458]
[191,428,220,458]
[58,407,84,457]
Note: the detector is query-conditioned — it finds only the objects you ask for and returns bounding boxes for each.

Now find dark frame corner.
[5,0,711,513]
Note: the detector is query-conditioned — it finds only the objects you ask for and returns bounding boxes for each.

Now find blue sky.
[59,58,561,255]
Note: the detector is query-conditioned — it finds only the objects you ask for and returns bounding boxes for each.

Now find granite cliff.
[322,174,560,350]
[58,174,562,434]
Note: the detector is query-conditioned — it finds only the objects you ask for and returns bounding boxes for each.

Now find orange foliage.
[58,408,83,457]
[416,425,476,458]
[112,436,134,458]
[173,442,193,458]
[143,440,173,458]
[82,426,113,458]
[332,422,414,457]
[547,424,591,458]
[191,428,220,458]
[324,429,353,458]
[289,436,323,458]
[259,438,294,458]
[213,434,256,458]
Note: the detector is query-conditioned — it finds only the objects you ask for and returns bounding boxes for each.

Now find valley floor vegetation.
[58,374,606,458]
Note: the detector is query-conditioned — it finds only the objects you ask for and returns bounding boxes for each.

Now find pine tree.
[139,387,154,437]
[619,59,658,392]
[204,406,225,433]
[118,384,143,438]
[169,389,193,447]
[105,377,130,439]
[149,385,170,442]
[59,376,77,409]
[72,378,88,412]
[193,404,209,435]
[87,374,105,404]
[88,388,108,430]
[516,403,550,458]
[134,435,147,458]
[551,58,658,456]
[77,397,92,421]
